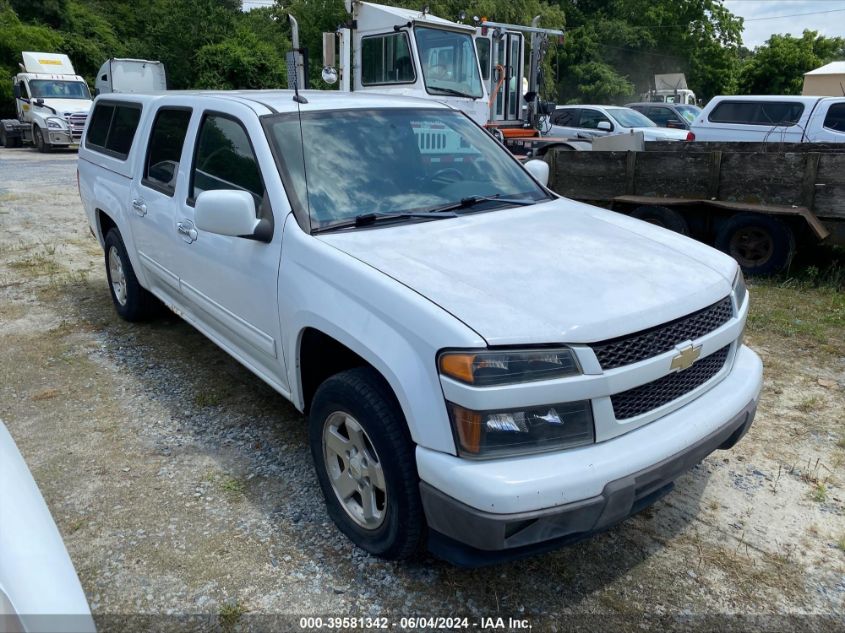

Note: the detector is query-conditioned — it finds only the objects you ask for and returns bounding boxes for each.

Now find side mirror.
[524,159,549,187]
[35,98,44,106]
[597,121,612,131]
[194,190,271,242]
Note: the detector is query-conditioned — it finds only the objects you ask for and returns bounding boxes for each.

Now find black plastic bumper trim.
[422,398,758,567]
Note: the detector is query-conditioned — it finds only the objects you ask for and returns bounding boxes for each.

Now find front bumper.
[418,344,762,565]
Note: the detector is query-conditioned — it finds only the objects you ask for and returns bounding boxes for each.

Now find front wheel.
[33,126,51,153]
[309,367,424,560]
[715,213,795,276]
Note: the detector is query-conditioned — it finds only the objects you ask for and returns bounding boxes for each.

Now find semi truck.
[0,52,92,151]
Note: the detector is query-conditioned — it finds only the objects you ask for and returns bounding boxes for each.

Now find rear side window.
[578,109,611,129]
[85,102,141,159]
[709,101,804,126]
[191,114,264,201]
[144,108,192,195]
[361,33,415,85]
[823,103,845,132]
[551,109,578,126]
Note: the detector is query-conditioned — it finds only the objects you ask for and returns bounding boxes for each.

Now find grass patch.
[194,389,227,407]
[220,476,246,495]
[811,483,828,503]
[837,536,845,553]
[796,396,823,413]
[8,252,63,277]
[218,600,246,631]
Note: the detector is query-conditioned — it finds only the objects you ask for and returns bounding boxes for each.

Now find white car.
[78,90,761,565]
[547,105,692,141]
[0,422,95,632]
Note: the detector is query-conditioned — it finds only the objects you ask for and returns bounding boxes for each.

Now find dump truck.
[0,52,92,151]
[545,141,845,274]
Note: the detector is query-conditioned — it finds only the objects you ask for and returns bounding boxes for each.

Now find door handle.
[176,221,198,243]
[131,199,147,216]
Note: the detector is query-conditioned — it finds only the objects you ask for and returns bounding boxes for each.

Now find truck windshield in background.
[29,80,91,100]
[415,27,483,99]
[265,108,547,229]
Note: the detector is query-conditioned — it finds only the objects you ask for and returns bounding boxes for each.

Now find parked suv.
[626,102,701,130]
[78,91,762,565]
[546,105,692,141]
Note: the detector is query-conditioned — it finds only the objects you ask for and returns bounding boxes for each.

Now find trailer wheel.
[631,205,689,235]
[33,126,51,153]
[715,213,795,275]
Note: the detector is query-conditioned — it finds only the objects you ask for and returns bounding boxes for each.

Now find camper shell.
[95,59,167,96]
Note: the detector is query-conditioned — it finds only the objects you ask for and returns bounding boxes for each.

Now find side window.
[361,33,415,85]
[758,102,803,125]
[86,104,114,148]
[475,38,490,81]
[823,103,845,132]
[85,102,142,160]
[646,107,670,125]
[578,109,611,129]
[551,109,578,126]
[144,108,192,195]
[107,107,142,157]
[191,114,264,203]
[710,101,804,126]
[709,101,757,124]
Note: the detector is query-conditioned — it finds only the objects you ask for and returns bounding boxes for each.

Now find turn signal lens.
[448,401,594,458]
[439,348,580,386]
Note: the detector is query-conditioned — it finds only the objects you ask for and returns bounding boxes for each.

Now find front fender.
[279,217,485,454]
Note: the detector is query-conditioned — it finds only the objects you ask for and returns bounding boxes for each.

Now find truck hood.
[317,200,737,345]
[34,99,92,116]
[635,127,689,141]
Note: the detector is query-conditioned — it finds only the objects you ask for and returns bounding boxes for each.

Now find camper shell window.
[709,101,805,126]
[84,101,142,160]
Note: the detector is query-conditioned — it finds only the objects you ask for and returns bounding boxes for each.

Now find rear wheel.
[715,213,795,275]
[309,367,424,560]
[104,228,157,321]
[631,205,689,235]
[33,126,51,153]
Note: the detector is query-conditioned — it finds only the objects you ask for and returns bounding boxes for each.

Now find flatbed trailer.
[545,141,845,274]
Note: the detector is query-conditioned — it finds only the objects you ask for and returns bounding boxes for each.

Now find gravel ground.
[0,149,843,632]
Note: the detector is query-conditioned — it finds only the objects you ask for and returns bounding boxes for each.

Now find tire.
[0,128,7,148]
[715,213,795,276]
[33,126,51,153]
[309,367,424,560]
[103,228,156,321]
[631,205,689,235]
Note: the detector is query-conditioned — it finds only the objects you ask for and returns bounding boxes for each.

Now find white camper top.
[21,52,76,76]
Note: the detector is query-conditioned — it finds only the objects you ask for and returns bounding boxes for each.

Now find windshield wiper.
[427,194,538,214]
[427,86,479,100]
[312,210,457,234]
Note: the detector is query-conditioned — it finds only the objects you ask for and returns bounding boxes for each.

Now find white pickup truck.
[78,90,762,565]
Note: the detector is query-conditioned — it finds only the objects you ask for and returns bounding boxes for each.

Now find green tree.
[195,27,288,89]
[737,30,845,95]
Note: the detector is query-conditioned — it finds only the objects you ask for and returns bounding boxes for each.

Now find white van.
[691,95,845,143]
[94,58,166,96]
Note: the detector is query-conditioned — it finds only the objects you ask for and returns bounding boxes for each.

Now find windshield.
[415,27,483,99]
[29,80,90,100]
[265,108,548,231]
[606,107,656,128]
[676,104,701,123]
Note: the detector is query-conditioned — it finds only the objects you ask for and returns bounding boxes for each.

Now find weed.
[194,390,225,407]
[796,396,823,413]
[218,600,246,631]
[838,536,845,553]
[811,483,828,503]
[220,477,246,495]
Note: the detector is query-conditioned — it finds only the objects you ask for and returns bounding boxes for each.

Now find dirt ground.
[0,149,843,632]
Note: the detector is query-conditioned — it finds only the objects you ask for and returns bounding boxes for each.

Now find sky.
[243,1,845,49]
[723,0,845,47]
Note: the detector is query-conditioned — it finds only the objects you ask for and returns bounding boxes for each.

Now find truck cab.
[2,52,92,151]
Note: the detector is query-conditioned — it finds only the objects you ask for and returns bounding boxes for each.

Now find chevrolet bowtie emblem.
[671,344,702,371]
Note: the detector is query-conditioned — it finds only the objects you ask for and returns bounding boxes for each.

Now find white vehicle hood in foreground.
[319,200,736,345]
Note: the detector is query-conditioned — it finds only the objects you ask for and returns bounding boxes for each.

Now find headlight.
[448,400,594,458]
[46,118,66,129]
[733,269,747,309]
[438,348,580,386]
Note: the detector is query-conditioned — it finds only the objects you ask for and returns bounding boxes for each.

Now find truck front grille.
[591,296,733,370]
[610,345,730,420]
[66,113,88,140]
